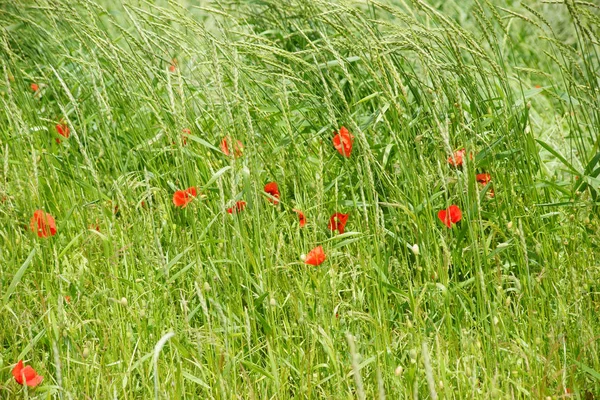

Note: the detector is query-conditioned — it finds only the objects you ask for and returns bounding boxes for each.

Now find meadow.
[1,0,600,398]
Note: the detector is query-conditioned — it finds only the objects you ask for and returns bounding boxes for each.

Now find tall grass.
[1,0,599,398]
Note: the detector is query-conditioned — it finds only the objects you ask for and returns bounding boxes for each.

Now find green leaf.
[3,249,36,304]
[187,134,221,152]
[202,166,232,189]
[182,371,211,389]
[572,359,600,381]
[536,139,580,174]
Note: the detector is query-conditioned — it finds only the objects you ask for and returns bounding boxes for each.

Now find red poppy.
[56,122,69,140]
[476,173,491,185]
[332,126,354,157]
[31,83,39,92]
[181,128,191,145]
[447,149,467,167]
[89,224,100,232]
[12,360,43,387]
[65,296,71,303]
[476,173,495,197]
[328,212,349,234]
[437,205,462,228]
[30,210,57,238]
[227,200,247,214]
[293,209,306,227]
[169,59,177,72]
[305,246,326,266]
[173,187,197,208]
[264,182,280,204]
[220,137,244,157]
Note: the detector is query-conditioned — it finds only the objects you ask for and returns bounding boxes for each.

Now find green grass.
[1,0,600,398]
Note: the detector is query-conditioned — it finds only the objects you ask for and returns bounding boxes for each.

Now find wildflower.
[293,209,306,227]
[447,148,472,167]
[328,212,349,234]
[30,83,39,92]
[476,173,491,185]
[227,200,247,214]
[264,182,280,205]
[220,137,244,157]
[410,244,420,256]
[181,128,191,145]
[304,245,326,266]
[437,205,462,228]
[476,173,494,197]
[172,187,197,208]
[12,360,43,387]
[332,126,354,157]
[56,121,69,141]
[30,210,57,238]
[169,59,177,72]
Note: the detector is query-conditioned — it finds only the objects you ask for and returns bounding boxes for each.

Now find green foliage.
[0,0,599,398]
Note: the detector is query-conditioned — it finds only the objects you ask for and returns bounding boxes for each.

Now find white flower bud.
[410,244,420,256]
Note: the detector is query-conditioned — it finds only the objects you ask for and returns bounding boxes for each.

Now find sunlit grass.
[1,0,599,398]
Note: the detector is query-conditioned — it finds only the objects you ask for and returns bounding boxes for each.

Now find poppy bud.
[394,365,403,376]
[82,347,90,359]
[408,348,418,363]
[120,297,128,306]
[269,298,277,307]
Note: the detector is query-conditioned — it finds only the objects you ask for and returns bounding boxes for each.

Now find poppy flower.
[227,200,247,214]
[328,212,349,234]
[56,122,69,140]
[437,205,462,228]
[169,59,177,72]
[476,173,494,198]
[332,126,354,157]
[182,128,191,143]
[12,360,43,387]
[304,246,326,266]
[293,209,306,227]
[447,148,473,167]
[173,187,197,208]
[220,137,244,157]
[30,210,57,238]
[264,182,280,205]
[31,83,39,92]
[89,224,101,232]
[476,173,491,185]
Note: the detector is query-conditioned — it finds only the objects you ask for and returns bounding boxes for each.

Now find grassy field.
[1,0,600,398]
